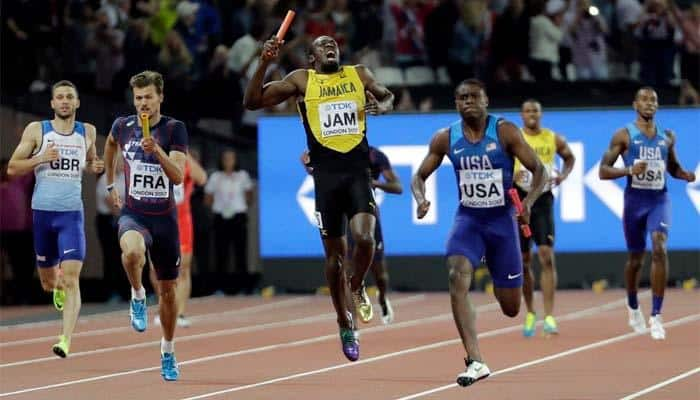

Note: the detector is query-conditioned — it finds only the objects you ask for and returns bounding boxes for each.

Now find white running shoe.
[153,315,191,328]
[649,315,666,340]
[456,358,490,387]
[627,305,646,334]
[380,298,394,325]
[177,315,191,328]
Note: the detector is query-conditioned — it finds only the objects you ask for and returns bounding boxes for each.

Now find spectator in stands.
[424,0,460,75]
[204,149,254,294]
[635,0,681,87]
[606,0,643,77]
[89,8,125,94]
[569,0,610,80]
[529,0,566,82]
[447,0,491,83]
[671,1,700,103]
[390,0,434,68]
[0,159,35,304]
[174,0,208,79]
[490,0,529,82]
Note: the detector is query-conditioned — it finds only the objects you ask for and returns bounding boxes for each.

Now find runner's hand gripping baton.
[508,188,532,238]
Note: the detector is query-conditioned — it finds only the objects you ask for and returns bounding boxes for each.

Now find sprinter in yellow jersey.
[244,35,394,362]
[514,99,575,337]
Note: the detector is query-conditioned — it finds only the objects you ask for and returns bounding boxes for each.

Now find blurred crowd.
[2,0,699,130]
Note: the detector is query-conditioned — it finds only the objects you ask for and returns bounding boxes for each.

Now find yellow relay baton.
[140,113,151,138]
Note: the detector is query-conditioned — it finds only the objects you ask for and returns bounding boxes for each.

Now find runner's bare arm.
[357,65,394,115]
[553,134,575,185]
[8,122,55,176]
[412,129,448,218]
[665,130,696,182]
[599,128,643,179]
[501,121,546,209]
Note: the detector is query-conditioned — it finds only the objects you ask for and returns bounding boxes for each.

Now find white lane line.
[393,314,700,400]
[0,295,427,368]
[178,298,661,400]
[0,297,312,347]
[618,366,700,400]
[0,300,498,397]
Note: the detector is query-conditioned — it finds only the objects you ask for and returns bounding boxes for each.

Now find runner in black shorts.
[246,35,394,361]
[514,99,575,337]
[302,146,403,325]
[104,71,187,381]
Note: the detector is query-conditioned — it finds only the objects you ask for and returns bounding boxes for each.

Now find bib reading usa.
[632,146,666,190]
[457,154,504,208]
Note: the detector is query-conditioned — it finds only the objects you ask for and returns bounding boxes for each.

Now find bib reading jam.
[298,66,369,171]
[111,115,188,215]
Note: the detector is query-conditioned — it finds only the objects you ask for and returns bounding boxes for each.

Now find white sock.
[161,337,174,354]
[131,286,146,300]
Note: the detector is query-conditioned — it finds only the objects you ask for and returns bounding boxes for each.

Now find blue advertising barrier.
[259,109,700,257]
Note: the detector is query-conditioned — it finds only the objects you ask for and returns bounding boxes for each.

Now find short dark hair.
[522,98,541,108]
[455,79,486,96]
[129,70,164,94]
[52,80,78,97]
[635,86,656,100]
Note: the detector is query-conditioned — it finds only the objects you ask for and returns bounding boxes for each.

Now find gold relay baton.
[140,113,151,138]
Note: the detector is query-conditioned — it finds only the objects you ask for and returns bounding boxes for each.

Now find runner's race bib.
[631,159,665,190]
[128,160,169,199]
[319,101,360,138]
[516,164,553,192]
[459,169,505,208]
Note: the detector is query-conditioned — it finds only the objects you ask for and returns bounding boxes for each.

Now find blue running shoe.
[161,352,180,381]
[130,298,147,332]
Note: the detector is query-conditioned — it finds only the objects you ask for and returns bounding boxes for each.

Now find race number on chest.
[129,160,170,199]
[318,101,360,138]
[459,169,505,208]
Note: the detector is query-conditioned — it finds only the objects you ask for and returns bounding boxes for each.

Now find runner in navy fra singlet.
[411,79,547,387]
[103,71,188,381]
[599,86,696,341]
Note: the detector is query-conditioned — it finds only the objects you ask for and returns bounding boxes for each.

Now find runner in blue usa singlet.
[599,87,696,341]
[412,79,547,388]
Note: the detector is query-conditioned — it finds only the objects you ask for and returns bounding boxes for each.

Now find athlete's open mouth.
[326,51,336,59]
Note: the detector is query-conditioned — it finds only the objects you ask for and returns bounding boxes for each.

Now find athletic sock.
[651,295,663,316]
[132,286,146,301]
[161,337,174,354]
[627,291,638,310]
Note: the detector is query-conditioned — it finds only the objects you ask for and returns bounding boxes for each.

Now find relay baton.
[508,188,532,238]
[266,10,295,58]
[140,113,151,139]
[276,10,296,41]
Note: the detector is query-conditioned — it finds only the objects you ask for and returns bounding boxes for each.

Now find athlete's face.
[132,84,163,118]
[455,84,488,120]
[520,101,542,130]
[50,86,79,120]
[310,36,340,73]
[633,89,658,119]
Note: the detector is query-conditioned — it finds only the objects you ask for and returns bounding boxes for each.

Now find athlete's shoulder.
[24,121,43,133]
[663,128,676,144]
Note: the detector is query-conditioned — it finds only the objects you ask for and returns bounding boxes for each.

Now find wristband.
[106,183,115,192]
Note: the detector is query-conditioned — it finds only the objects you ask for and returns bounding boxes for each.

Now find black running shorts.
[313,169,376,238]
[517,187,555,252]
